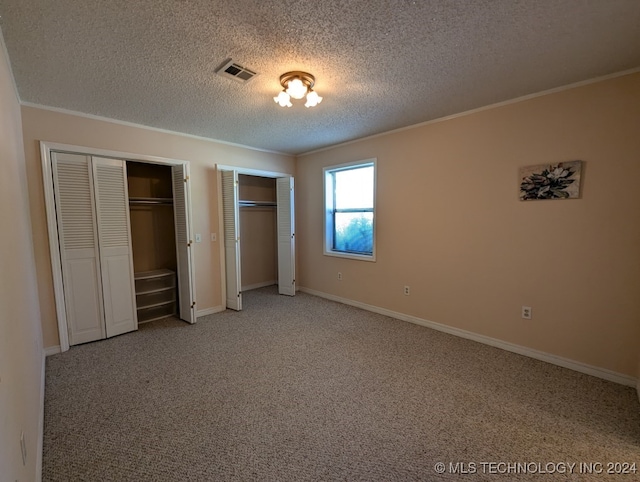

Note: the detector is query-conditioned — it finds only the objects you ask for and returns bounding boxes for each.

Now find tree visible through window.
[324,160,376,260]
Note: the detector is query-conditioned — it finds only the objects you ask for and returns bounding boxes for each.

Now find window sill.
[323,250,376,262]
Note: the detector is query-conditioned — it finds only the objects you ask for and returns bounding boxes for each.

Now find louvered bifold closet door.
[92,157,137,338]
[51,152,106,345]
[221,170,242,310]
[276,177,296,296]
[172,164,196,323]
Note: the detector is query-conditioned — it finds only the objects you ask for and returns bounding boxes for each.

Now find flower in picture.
[520,163,577,200]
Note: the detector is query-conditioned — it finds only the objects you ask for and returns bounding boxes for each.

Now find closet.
[127,162,178,324]
[239,175,278,291]
[44,146,196,350]
[221,170,295,311]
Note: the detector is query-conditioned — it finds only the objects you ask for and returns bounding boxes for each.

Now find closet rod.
[239,200,277,207]
[129,197,174,205]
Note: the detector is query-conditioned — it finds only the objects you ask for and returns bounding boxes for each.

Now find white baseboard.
[299,287,637,388]
[37,350,46,481]
[242,280,276,291]
[196,305,226,317]
[44,345,61,357]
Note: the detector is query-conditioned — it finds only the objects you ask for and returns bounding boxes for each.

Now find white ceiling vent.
[216,59,258,84]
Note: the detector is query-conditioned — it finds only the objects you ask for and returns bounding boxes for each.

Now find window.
[324,159,376,261]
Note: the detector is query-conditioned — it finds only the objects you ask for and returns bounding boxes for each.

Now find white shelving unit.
[134,269,176,323]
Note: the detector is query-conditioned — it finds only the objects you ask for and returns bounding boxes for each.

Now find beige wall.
[0,35,44,480]
[239,175,278,288]
[297,73,640,378]
[128,162,177,273]
[240,207,278,288]
[21,106,295,348]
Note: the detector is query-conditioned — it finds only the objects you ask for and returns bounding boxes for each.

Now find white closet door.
[51,152,106,345]
[172,164,196,323]
[277,177,296,296]
[92,157,138,338]
[222,170,242,310]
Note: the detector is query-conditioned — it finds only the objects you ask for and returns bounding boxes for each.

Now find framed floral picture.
[519,160,582,201]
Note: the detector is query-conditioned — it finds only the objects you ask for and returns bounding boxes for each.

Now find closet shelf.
[239,200,277,207]
[135,269,175,280]
[134,269,177,323]
[137,299,176,310]
[136,285,175,296]
[129,197,174,205]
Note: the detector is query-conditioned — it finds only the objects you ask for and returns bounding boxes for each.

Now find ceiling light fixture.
[274,71,323,108]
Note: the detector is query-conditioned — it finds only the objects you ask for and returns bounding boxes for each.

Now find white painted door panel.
[277,177,295,296]
[172,164,196,323]
[51,152,105,345]
[100,248,136,336]
[222,170,242,310]
[64,252,105,344]
[93,157,137,338]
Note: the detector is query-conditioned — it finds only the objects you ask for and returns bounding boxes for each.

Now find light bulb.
[286,78,307,99]
[304,90,323,108]
[274,91,292,107]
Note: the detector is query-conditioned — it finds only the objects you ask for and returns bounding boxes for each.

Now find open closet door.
[277,177,296,296]
[172,164,196,323]
[92,157,138,338]
[222,170,242,310]
[51,152,106,345]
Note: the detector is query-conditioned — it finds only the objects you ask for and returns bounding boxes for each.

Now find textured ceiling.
[1,0,639,155]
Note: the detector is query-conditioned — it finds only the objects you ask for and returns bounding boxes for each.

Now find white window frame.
[323,158,377,262]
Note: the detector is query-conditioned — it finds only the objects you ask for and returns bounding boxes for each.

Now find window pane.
[335,166,374,209]
[334,212,373,254]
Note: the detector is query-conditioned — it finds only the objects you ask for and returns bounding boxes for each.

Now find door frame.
[216,164,294,308]
[41,141,197,352]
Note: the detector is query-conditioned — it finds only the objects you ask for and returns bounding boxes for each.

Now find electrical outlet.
[211,233,217,242]
[195,233,202,243]
[522,306,532,319]
[337,272,343,280]
[404,285,410,296]
[20,431,26,465]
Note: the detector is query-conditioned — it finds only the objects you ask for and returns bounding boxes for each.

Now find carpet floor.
[43,287,640,481]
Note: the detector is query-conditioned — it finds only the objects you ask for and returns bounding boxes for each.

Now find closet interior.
[238,174,278,290]
[127,161,178,323]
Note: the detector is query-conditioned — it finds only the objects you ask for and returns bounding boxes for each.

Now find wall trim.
[216,164,293,178]
[196,305,226,317]
[21,102,290,156]
[242,281,277,291]
[44,345,61,357]
[299,287,637,388]
[297,67,640,157]
[37,351,46,481]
